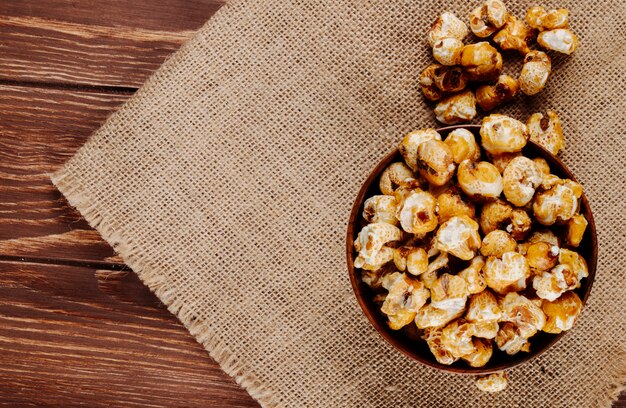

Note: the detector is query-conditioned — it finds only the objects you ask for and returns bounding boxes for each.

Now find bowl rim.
[346,124,598,375]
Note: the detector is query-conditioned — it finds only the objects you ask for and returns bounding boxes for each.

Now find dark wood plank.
[0,84,127,264]
[0,0,224,88]
[0,260,259,407]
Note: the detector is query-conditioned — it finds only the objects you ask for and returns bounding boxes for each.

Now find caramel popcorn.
[484,252,530,295]
[460,42,503,82]
[476,74,520,111]
[379,162,418,195]
[542,291,583,334]
[363,195,398,225]
[436,215,481,260]
[433,38,464,66]
[463,338,493,367]
[443,128,481,164]
[469,0,508,38]
[416,140,456,185]
[538,28,579,54]
[355,110,589,380]
[519,51,552,96]
[399,129,442,171]
[527,110,564,155]
[428,12,469,47]
[480,230,517,257]
[457,160,503,199]
[381,272,430,330]
[434,90,477,125]
[502,156,544,207]
[397,190,439,234]
[493,15,536,55]
[480,114,529,155]
[476,371,508,392]
[436,186,476,222]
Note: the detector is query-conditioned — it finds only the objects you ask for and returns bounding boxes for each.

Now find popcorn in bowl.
[350,114,593,393]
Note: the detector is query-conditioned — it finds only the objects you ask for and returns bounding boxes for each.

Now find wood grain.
[0,84,126,264]
[0,0,224,88]
[0,260,259,407]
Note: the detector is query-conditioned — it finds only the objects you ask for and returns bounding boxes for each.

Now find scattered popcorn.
[476,371,508,392]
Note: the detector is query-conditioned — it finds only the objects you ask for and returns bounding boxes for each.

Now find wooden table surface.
[0,1,622,407]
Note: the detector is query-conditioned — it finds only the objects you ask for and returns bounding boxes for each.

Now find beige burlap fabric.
[51,0,625,406]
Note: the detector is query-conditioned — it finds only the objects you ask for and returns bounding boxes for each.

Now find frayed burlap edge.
[50,170,280,408]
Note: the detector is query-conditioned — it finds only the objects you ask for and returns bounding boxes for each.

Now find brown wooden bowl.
[346,124,597,374]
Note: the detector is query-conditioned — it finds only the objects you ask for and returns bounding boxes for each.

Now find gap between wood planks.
[0,78,137,95]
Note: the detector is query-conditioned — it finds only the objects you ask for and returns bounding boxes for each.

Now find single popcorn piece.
[519,51,552,96]
[542,291,583,334]
[423,327,458,365]
[500,292,546,337]
[528,229,560,247]
[460,42,503,82]
[480,199,531,239]
[381,272,430,330]
[436,186,476,222]
[476,74,520,111]
[397,190,439,234]
[444,128,481,164]
[360,263,395,290]
[363,195,398,225]
[469,0,508,37]
[502,156,544,207]
[399,129,442,171]
[493,15,536,55]
[533,157,551,175]
[527,110,564,155]
[421,252,449,289]
[441,318,476,358]
[533,264,578,301]
[428,12,469,47]
[480,114,529,154]
[525,241,559,272]
[484,252,530,295]
[533,183,578,225]
[393,246,429,276]
[436,215,481,260]
[433,65,468,93]
[471,320,499,339]
[476,371,508,393]
[559,248,589,284]
[476,371,508,392]
[419,64,444,102]
[354,222,403,264]
[567,214,588,247]
[430,273,470,311]
[415,303,465,329]
[526,6,570,31]
[457,160,503,199]
[458,256,487,294]
[466,290,502,322]
[379,162,418,195]
[434,90,477,125]
[354,246,394,271]
[538,29,579,55]
[433,38,464,66]
[496,322,530,355]
[480,230,517,257]
[416,140,456,186]
[463,338,493,367]
[488,152,521,174]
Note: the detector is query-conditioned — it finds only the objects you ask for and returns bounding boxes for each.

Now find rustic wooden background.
[0,1,622,406]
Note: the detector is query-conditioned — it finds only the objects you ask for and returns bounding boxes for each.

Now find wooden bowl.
[346,124,597,374]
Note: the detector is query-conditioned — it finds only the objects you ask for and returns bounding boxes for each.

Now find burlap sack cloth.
[51,0,625,406]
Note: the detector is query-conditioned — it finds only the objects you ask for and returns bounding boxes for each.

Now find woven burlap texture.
[51,0,625,406]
